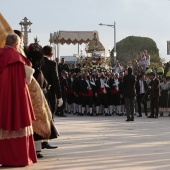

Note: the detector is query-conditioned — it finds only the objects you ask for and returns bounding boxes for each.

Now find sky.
[1,0,170,62]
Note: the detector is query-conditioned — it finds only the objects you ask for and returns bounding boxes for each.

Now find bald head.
[5,33,20,48]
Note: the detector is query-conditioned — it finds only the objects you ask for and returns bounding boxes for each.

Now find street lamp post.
[19,17,32,47]
[99,21,116,65]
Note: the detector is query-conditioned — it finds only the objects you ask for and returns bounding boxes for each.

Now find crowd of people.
[56,51,170,121]
[0,30,170,167]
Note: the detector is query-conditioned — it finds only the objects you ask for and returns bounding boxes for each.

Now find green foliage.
[111,36,160,65]
[164,61,170,76]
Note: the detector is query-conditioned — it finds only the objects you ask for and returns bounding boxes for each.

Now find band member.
[95,73,109,116]
[108,73,115,115]
[80,73,94,116]
[66,72,76,113]
[72,72,83,115]
[113,73,121,115]
[135,74,148,117]
[147,72,160,118]
[92,70,99,82]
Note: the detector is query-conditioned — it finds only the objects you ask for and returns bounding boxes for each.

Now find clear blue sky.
[1,0,170,61]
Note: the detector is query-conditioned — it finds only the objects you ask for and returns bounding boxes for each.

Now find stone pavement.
[1,113,170,170]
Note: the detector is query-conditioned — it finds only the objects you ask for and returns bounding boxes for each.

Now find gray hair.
[5,33,20,47]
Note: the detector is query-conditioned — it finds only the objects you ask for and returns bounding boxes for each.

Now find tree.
[111,36,160,65]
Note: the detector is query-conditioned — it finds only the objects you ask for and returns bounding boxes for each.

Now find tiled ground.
[1,113,170,170]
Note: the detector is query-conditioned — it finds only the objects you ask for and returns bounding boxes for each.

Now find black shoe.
[77,113,84,116]
[37,152,44,158]
[137,115,142,117]
[58,114,67,117]
[160,112,163,117]
[130,117,134,121]
[126,118,131,121]
[147,115,155,118]
[42,142,58,149]
[112,111,116,115]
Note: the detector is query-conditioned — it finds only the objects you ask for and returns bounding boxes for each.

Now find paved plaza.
[1,113,170,170]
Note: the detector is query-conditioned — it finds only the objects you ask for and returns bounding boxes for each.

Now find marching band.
[57,61,170,118]
[56,60,170,117]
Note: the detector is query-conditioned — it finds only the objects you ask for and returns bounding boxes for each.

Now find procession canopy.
[0,13,13,48]
[50,30,99,45]
[86,33,105,52]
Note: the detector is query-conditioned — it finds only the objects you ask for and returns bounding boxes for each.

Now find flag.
[0,13,13,48]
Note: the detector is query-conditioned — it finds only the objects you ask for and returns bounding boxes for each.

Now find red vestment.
[0,46,37,166]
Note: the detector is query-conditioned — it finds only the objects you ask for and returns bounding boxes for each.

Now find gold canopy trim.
[50,30,99,45]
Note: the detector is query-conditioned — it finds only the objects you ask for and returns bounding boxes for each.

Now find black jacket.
[123,74,136,98]
[135,80,148,96]
[41,57,62,99]
[148,78,160,98]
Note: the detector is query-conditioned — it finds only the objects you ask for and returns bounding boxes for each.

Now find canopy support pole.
[78,43,79,56]
[57,42,60,62]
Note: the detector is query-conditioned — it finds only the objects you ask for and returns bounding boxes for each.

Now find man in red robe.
[0,33,37,167]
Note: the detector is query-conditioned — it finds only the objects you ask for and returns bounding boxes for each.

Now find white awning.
[50,30,99,45]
